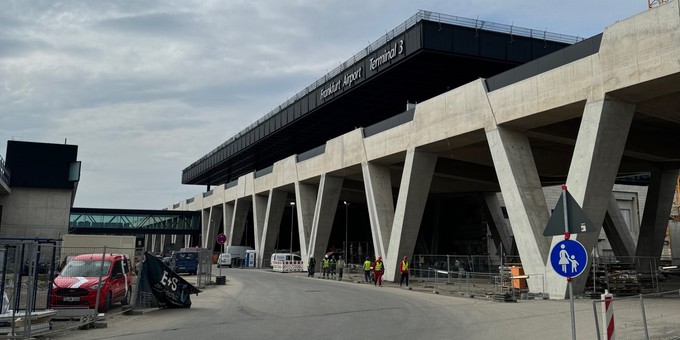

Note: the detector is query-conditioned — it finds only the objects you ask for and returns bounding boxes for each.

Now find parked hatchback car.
[51,253,133,312]
[217,253,232,268]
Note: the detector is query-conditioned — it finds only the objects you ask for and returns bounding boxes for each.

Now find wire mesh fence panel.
[593,290,680,340]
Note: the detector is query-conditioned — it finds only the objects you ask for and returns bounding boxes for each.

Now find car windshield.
[177,253,196,260]
[61,260,112,277]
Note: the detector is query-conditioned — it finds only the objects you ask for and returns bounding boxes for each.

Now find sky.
[0,1,647,209]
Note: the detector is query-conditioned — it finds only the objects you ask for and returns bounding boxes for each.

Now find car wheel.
[99,292,112,312]
[121,286,132,306]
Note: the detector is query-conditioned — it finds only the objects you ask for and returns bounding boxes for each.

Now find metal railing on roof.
[186,10,585,170]
[0,155,10,186]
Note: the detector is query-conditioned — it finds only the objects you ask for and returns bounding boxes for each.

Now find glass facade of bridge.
[69,208,200,235]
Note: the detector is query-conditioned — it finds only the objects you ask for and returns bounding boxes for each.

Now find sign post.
[216,233,227,276]
[546,185,592,340]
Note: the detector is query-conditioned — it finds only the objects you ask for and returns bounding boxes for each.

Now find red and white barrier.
[601,289,615,340]
[272,260,305,273]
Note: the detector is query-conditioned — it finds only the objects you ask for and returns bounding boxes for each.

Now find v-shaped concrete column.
[202,205,223,249]
[228,197,251,246]
[487,126,551,292]
[636,168,678,264]
[384,149,437,281]
[222,202,234,245]
[295,175,344,263]
[483,193,514,253]
[253,189,287,267]
[362,162,394,261]
[548,98,635,298]
[603,193,637,257]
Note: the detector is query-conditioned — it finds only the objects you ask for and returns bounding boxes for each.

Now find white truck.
[223,246,253,267]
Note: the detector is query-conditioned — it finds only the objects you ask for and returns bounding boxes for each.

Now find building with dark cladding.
[169,6,680,298]
[182,11,581,187]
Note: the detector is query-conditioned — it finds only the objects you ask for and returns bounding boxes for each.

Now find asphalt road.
[47,267,680,340]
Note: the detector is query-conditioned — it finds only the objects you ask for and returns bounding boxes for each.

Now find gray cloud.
[0,0,645,209]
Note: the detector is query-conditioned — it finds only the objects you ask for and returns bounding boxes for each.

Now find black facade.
[182,11,583,187]
[5,141,79,189]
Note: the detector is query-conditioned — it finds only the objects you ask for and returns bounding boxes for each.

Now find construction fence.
[0,238,211,338]
[592,290,680,340]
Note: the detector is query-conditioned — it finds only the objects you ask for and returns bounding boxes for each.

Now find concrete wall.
[0,187,73,239]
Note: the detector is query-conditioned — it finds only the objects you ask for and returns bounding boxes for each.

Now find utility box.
[245,250,257,268]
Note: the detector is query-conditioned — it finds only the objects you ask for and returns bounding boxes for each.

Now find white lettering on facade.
[370,40,404,71]
[319,66,363,101]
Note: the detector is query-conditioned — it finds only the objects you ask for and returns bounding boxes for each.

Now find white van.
[217,253,232,268]
[270,253,302,267]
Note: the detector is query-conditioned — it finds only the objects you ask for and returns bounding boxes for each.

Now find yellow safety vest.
[323,259,330,268]
[401,261,409,271]
[363,260,371,271]
[375,261,383,271]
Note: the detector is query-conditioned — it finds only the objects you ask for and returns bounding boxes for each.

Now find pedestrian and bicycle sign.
[550,239,588,278]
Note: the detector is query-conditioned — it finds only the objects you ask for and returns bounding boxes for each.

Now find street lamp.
[290,202,296,262]
[343,201,349,263]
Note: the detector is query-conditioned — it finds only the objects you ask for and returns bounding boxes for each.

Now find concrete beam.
[385,149,437,281]
[487,126,550,293]
[256,189,287,268]
[295,181,317,261]
[223,202,234,245]
[202,205,223,249]
[362,162,394,260]
[307,175,343,264]
[602,193,637,257]
[483,193,514,253]
[548,99,635,299]
[228,198,251,246]
[636,169,678,260]
[252,192,268,265]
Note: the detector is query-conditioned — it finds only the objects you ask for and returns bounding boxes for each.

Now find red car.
[51,253,133,312]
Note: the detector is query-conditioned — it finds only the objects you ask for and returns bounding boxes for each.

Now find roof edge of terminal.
[183,10,585,173]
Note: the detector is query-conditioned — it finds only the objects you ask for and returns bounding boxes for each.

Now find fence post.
[639,294,649,340]
[94,246,107,314]
[601,289,615,340]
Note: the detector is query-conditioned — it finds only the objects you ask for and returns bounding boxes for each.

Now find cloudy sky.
[1,1,646,209]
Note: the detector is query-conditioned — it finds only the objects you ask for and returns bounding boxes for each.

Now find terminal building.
[170,5,680,299]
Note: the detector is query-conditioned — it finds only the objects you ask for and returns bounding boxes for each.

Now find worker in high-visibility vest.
[322,255,330,279]
[373,256,384,287]
[400,256,409,287]
[363,257,372,283]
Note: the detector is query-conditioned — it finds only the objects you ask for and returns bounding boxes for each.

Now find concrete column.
[184,235,191,248]
[362,162,394,260]
[670,220,680,265]
[636,169,678,262]
[602,193,637,257]
[483,193,514,253]
[202,205,223,250]
[256,189,287,268]
[228,198,251,246]
[253,192,268,266]
[294,181,317,262]
[385,149,436,281]
[306,175,343,264]
[487,126,551,293]
[201,208,210,248]
[223,202,234,245]
[144,234,151,251]
[548,99,635,299]
[160,235,166,255]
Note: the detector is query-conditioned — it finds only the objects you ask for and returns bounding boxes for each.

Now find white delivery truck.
[224,246,253,267]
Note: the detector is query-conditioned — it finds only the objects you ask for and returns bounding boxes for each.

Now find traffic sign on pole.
[216,233,227,245]
[543,188,598,236]
[550,239,588,278]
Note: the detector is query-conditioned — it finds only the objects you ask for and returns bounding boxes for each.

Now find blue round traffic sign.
[216,233,227,245]
[550,239,588,278]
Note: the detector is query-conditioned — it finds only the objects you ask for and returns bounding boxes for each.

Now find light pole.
[343,201,349,263]
[290,202,295,261]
